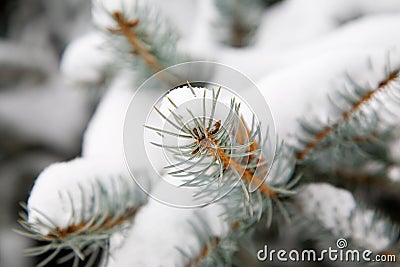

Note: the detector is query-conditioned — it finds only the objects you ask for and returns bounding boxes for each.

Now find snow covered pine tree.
[16,0,400,266]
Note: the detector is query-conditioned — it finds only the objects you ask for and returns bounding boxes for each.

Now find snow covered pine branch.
[15,0,400,266]
[16,159,147,267]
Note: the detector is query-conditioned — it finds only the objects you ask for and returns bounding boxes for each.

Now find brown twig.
[193,119,275,198]
[187,237,220,267]
[109,12,164,74]
[186,222,242,267]
[108,11,181,85]
[296,68,400,160]
[185,119,277,266]
[46,207,138,240]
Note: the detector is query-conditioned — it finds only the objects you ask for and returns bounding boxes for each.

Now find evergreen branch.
[186,236,221,267]
[183,216,244,267]
[149,85,301,266]
[96,0,184,83]
[146,84,280,202]
[296,67,400,160]
[184,144,300,267]
[294,61,400,226]
[223,142,300,228]
[110,11,163,74]
[148,84,301,208]
[15,176,143,267]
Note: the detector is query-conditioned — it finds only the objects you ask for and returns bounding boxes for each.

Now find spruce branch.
[181,144,299,267]
[16,174,145,267]
[109,11,163,75]
[295,67,400,183]
[94,0,184,83]
[224,146,299,232]
[146,84,278,205]
[187,236,221,267]
[182,214,244,267]
[295,62,400,227]
[147,84,301,266]
[296,67,400,161]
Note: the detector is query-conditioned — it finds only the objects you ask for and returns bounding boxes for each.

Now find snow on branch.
[296,66,400,161]
[92,0,185,82]
[179,144,299,266]
[15,158,147,267]
[297,183,399,254]
[140,84,300,266]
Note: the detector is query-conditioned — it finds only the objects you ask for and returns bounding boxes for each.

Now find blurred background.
[0,0,94,266]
